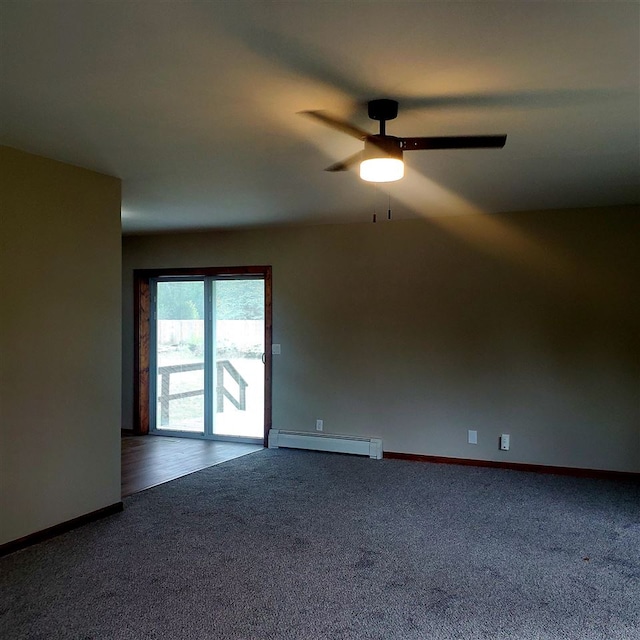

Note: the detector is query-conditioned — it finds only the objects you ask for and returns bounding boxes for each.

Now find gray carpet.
[1,449,638,639]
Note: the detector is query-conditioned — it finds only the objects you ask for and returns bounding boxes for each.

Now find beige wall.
[122,206,639,472]
[0,146,122,545]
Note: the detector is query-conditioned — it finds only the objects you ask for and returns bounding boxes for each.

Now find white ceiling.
[1,1,638,234]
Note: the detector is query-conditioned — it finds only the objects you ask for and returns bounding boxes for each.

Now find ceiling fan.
[302,99,507,183]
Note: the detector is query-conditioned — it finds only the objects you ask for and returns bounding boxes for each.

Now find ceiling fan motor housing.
[364,135,403,161]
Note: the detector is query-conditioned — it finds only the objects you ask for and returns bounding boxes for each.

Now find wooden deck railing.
[215,360,248,413]
[157,360,248,426]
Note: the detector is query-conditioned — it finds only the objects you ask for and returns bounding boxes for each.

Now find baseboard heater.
[268,429,383,459]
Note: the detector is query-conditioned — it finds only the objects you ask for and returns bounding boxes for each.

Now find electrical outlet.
[316,419,323,431]
[500,434,510,451]
[468,430,478,445]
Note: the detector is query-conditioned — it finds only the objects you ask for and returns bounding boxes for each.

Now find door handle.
[261,352,266,364]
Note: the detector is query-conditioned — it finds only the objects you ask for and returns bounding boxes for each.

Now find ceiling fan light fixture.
[305,99,506,181]
[360,136,404,183]
[360,157,404,182]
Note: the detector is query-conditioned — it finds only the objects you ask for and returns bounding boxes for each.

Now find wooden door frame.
[133,266,273,446]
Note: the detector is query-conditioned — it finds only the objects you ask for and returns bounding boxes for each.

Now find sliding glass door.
[149,274,267,443]
[154,279,205,434]
[213,279,265,438]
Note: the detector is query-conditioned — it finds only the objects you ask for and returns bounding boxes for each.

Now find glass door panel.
[155,280,205,434]
[213,279,265,438]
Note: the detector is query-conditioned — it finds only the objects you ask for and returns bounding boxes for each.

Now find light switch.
[272,344,281,355]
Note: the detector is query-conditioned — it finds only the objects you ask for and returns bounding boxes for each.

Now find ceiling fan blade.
[301,110,370,141]
[325,151,363,172]
[401,135,507,150]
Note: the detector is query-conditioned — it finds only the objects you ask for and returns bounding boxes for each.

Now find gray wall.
[122,206,639,472]
[0,146,122,545]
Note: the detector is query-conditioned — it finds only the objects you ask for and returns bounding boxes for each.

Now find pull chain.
[372,190,393,223]
[373,191,378,222]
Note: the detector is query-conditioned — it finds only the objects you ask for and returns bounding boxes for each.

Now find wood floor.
[121,435,263,497]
